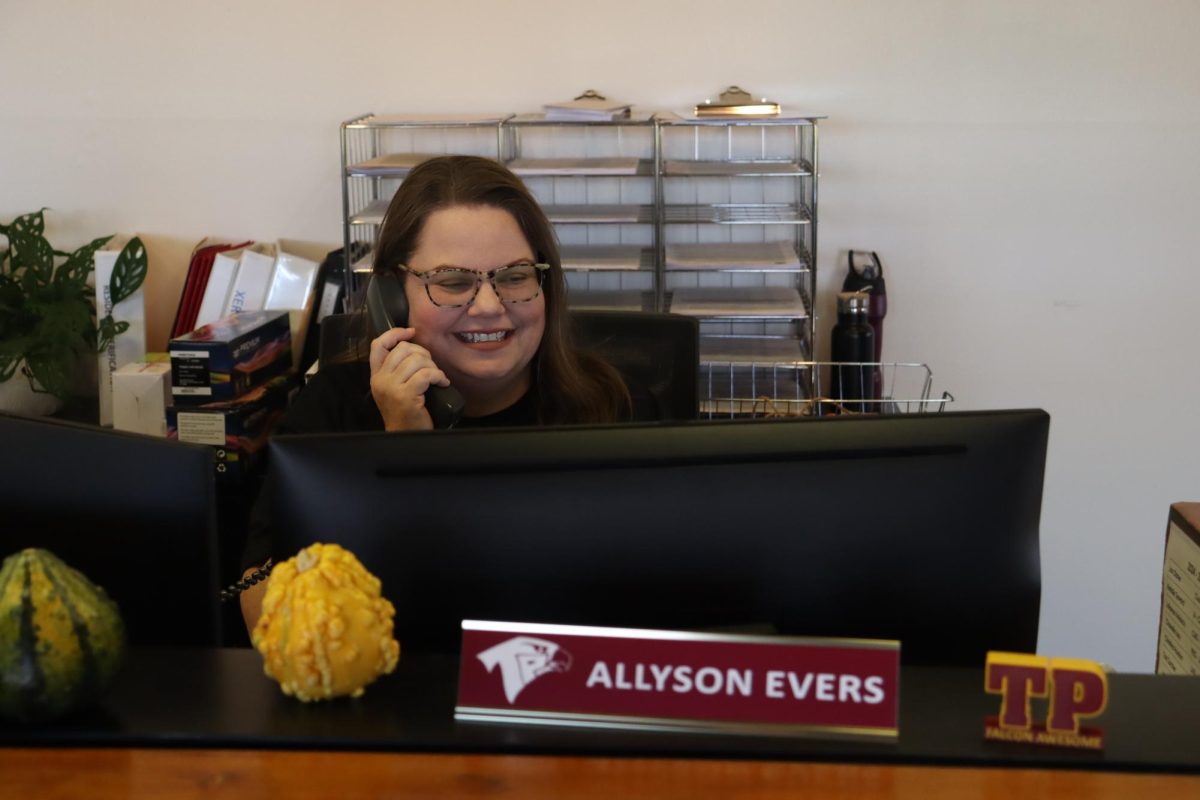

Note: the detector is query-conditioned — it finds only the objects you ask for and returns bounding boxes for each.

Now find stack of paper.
[346,153,442,177]
[669,287,806,319]
[542,205,648,224]
[566,290,651,312]
[560,244,647,271]
[543,93,632,121]
[665,241,803,271]
[508,157,640,176]
[700,336,807,364]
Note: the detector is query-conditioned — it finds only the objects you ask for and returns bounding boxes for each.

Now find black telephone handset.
[365,273,465,429]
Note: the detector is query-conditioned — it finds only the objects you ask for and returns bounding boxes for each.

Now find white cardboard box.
[1157,502,1200,675]
[265,247,322,371]
[111,361,171,437]
[95,236,148,427]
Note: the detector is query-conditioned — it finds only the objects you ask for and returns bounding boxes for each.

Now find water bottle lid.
[837,291,870,314]
[843,251,887,295]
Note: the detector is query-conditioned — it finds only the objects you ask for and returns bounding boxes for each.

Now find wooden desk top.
[4,747,1199,799]
[3,647,1199,793]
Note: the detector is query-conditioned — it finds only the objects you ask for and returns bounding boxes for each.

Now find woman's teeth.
[457,331,509,343]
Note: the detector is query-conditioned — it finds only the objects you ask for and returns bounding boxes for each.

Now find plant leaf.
[10,229,55,289]
[0,355,18,383]
[58,234,114,288]
[23,350,72,401]
[33,291,93,344]
[95,315,130,353]
[109,236,147,305]
[9,209,47,239]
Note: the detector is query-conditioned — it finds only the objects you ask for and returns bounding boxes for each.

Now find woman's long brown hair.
[372,155,631,424]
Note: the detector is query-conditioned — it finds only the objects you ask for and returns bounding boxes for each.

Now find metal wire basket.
[700,360,953,419]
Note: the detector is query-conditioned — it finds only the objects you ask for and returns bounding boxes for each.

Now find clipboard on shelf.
[544,89,632,121]
[694,86,781,117]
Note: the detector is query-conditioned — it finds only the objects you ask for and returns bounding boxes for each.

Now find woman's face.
[404,204,546,414]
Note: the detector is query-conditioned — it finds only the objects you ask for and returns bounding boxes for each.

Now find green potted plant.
[0,209,147,413]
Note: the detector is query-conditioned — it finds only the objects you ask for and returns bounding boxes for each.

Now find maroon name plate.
[455,620,900,740]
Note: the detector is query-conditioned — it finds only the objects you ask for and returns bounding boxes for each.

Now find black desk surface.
[2,648,1198,773]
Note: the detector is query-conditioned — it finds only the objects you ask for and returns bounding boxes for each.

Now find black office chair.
[318,310,700,421]
[569,310,699,421]
[317,311,368,366]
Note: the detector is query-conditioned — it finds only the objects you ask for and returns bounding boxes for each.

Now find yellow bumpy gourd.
[252,543,400,702]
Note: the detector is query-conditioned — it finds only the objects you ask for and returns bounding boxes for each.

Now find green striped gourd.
[0,548,125,721]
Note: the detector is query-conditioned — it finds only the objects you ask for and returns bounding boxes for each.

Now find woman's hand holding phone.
[368,326,454,432]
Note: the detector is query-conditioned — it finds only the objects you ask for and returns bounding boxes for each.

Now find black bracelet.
[220,560,274,603]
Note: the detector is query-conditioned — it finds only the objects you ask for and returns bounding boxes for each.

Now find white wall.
[4,0,1197,672]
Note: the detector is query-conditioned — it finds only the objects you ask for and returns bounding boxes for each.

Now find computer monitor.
[266,409,1049,665]
[0,412,221,646]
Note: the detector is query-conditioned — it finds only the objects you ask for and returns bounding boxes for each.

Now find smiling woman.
[376,204,547,424]
[287,155,648,434]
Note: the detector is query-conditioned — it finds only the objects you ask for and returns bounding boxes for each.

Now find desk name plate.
[455,620,900,740]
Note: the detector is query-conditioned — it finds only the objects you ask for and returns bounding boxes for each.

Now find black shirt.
[275,361,542,434]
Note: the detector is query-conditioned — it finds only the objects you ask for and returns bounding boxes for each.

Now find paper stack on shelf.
[346,153,443,176]
[664,160,805,177]
[542,204,647,224]
[366,113,509,125]
[566,289,652,312]
[508,157,641,176]
[700,335,807,364]
[560,244,647,271]
[543,91,631,121]
[669,286,806,319]
[350,200,389,226]
[665,241,803,271]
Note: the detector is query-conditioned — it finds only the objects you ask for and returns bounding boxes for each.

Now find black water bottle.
[843,251,887,399]
[830,291,876,413]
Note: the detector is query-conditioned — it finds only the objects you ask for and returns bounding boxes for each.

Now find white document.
[223,245,276,316]
[194,249,244,328]
[94,236,148,427]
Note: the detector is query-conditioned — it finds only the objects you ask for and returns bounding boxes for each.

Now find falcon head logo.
[476,636,573,704]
